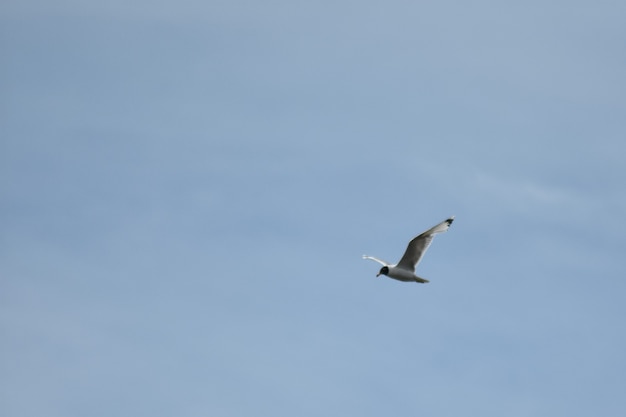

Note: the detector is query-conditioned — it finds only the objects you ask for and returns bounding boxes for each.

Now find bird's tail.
[415,276,429,284]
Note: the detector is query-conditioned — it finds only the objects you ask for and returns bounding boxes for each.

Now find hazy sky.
[2,1,626,416]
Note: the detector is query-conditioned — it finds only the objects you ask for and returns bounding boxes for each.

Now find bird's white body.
[384,265,429,283]
[363,216,454,284]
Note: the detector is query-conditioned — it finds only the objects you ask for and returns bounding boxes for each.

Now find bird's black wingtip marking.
[447,217,455,225]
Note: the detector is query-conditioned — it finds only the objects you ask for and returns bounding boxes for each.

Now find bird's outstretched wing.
[362,255,390,266]
[396,216,454,271]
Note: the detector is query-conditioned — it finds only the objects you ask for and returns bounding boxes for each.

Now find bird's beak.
[376,273,381,277]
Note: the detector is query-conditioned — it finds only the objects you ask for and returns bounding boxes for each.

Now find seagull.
[362,216,454,283]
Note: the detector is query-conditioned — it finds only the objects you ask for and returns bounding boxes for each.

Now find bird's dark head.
[377,266,389,277]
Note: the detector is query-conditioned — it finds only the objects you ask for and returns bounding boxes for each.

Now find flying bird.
[362,216,454,283]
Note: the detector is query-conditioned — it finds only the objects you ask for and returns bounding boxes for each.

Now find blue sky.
[2,1,626,416]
